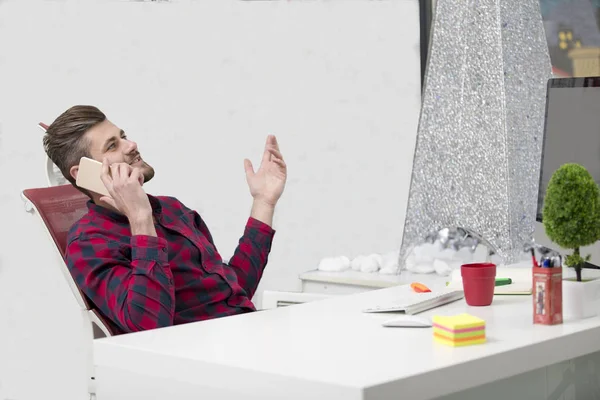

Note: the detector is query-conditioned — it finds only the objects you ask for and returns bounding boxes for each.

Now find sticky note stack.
[432,313,486,347]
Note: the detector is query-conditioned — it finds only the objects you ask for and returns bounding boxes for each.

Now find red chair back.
[23,185,89,258]
[23,185,119,335]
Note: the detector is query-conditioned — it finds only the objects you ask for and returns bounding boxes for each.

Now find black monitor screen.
[537,77,600,222]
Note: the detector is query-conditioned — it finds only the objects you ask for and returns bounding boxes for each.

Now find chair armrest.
[88,310,112,339]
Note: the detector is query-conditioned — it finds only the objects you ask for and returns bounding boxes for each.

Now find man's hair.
[43,105,106,187]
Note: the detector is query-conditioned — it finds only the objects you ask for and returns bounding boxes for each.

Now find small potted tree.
[543,163,600,319]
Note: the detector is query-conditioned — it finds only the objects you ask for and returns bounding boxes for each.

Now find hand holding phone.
[76,157,110,197]
[77,157,151,221]
[99,158,151,221]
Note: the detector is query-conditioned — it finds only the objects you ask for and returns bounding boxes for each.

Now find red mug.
[461,263,496,306]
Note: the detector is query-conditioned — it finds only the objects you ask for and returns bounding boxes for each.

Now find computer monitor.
[535,77,600,269]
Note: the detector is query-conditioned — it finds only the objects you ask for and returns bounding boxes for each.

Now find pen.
[531,248,539,268]
[551,255,562,268]
[542,258,552,268]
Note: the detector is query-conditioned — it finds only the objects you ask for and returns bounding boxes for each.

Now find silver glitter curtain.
[399,0,552,266]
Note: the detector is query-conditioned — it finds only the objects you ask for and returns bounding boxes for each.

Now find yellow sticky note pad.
[432,313,486,347]
[432,313,485,330]
[433,334,487,347]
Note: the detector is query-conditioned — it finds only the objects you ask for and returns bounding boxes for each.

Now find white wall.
[0,1,421,399]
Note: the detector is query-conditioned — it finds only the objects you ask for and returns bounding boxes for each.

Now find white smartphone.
[76,157,110,197]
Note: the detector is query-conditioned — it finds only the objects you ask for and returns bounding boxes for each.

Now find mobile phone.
[76,157,110,197]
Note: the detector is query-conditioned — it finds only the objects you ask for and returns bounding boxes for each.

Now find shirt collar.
[87,194,162,223]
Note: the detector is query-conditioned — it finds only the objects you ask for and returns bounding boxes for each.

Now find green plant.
[543,163,600,281]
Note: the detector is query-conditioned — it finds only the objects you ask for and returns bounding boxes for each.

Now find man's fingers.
[130,168,144,186]
[110,163,124,187]
[120,163,131,180]
[136,170,144,186]
[112,163,130,181]
[272,157,286,169]
[101,158,109,175]
[100,158,113,191]
[104,162,141,191]
[244,159,255,178]
[261,146,271,165]
[270,135,280,150]
[112,164,121,184]
[268,147,284,161]
[260,135,280,165]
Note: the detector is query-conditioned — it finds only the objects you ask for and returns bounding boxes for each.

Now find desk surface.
[95,283,600,400]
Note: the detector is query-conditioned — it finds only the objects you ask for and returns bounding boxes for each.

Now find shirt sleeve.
[66,233,175,333]
[228,218,275,298]
[194,214,275,299]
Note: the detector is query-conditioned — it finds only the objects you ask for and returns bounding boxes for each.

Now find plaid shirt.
[66,195,275,335]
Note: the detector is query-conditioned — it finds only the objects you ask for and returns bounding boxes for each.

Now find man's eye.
[108,143,116,150]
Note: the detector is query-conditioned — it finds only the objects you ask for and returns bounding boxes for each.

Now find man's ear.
[70,165,79,182]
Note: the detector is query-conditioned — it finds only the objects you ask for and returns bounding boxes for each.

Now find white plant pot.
[562,277,600,320]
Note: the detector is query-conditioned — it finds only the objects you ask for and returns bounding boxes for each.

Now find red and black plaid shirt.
[66,195,275,335]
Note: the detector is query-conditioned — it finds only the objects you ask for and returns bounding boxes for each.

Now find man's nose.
[125,139,138,154]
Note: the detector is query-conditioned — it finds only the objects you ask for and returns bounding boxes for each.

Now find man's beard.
[142,162,155,182]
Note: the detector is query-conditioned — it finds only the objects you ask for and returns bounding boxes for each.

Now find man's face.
[84,119,155,183]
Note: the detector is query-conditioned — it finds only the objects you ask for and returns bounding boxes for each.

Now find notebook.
[362,288,464,315]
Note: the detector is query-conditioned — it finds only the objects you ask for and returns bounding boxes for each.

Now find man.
[43,105,287,334]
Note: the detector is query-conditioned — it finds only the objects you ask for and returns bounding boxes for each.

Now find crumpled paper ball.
[404,253,435,274]
[360,254,382,273]
[350,255,365,271]
[318,250,401,274]
[317,256,351,272]
[379,250,400,274]
[433,259,452,276]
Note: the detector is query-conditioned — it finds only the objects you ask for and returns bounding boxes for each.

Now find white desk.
[94,284,600,400]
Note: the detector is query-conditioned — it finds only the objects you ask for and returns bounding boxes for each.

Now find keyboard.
[362,288,465,314]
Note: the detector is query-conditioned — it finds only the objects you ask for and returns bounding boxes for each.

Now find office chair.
[21,184,116,399]
[34,122,116,334]
[21,185,116,337]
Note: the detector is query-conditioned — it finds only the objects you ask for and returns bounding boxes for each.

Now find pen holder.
[532,267,562,325]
